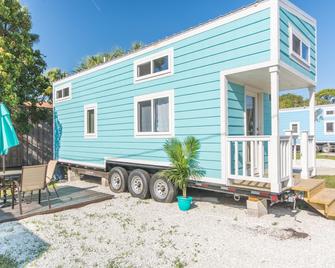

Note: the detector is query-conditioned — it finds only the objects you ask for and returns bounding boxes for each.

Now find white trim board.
[53,0,272,87]
[104,157,171,168]
[58,159,106,169]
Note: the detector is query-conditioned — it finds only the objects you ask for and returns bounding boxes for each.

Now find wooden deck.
[0,183,113,223]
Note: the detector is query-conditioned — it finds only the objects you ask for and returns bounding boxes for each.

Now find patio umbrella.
[0,103,19,174]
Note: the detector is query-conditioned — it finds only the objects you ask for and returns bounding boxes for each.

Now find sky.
[21,0,335,95]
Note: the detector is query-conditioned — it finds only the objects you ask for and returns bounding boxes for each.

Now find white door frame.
[244,89,260,136]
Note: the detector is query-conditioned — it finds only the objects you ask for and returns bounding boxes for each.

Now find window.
[134,49,174,83]
[134,90,174,137]
[290,122,300,135]
[325,121,335,135]
[84,103,97,138]
[55,83,71,102]
[324,108,335,117]
[289,24,311,68]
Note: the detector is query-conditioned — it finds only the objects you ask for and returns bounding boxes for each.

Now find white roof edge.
[279,0,316,26]
[280,103,335,112]
[53,0,272,87]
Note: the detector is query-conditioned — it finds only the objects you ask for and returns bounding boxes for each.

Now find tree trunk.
[182,185,187,198]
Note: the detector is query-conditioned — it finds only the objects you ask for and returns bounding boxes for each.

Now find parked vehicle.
[53,0,317,204]
[280,104,335,153]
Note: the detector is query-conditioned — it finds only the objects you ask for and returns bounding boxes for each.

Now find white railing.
[226,136,271,183]
[300,132,316,178]
[280,135,293,185]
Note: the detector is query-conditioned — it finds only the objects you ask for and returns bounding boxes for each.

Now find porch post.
[220,72,229,185]
[309,87,316,176]
[269,66,281,193]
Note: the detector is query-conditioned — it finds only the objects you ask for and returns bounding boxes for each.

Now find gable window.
[134,49,173,83]
[290,122,300,135]
[134,90,174,138]
[55,83,71,102]
[325,121,335,135]
[84,103,97,138]
[289,24,311,68]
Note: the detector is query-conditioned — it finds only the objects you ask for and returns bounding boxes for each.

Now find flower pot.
[177,196,193,211]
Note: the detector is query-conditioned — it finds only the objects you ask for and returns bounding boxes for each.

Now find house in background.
[53,0,317,198]
[280,104,335,152]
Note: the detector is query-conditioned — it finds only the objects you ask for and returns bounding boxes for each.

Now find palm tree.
[161,136,205,198]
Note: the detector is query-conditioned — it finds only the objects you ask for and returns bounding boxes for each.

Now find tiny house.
[53,0,317,201]
[280,104,335,152]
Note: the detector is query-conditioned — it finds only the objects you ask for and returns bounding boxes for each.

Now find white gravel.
[1,180,335,268]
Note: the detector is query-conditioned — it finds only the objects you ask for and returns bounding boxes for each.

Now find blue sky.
[22,0,334,93]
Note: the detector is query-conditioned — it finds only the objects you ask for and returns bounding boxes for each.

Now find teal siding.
[54,8,271,180]
[280,7,316,81]
[228,82,245,136]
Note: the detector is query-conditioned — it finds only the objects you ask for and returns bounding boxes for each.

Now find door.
[245,92,258,136]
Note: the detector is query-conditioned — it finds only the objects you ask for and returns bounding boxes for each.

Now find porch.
[221,64,316,193]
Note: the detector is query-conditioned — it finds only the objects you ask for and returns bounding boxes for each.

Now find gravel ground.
[1,180,335,268]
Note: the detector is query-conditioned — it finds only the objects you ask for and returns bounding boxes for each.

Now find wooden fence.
[4,121,53,168]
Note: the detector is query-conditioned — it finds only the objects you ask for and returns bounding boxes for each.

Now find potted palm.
[161,136,205,211]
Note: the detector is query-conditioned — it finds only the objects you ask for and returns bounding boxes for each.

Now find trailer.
[53,0,318,210]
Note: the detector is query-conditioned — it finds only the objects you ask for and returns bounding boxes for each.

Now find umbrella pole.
[2,155,6,204]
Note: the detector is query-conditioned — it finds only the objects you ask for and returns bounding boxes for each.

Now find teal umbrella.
[0,103,19,174]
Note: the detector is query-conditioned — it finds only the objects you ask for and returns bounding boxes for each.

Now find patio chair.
[46,160,59,198]
[15,164,50,215]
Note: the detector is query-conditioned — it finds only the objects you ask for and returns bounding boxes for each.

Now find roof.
[24,102,53,109]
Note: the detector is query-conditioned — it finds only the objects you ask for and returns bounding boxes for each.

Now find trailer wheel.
[316,144,321,152]
[322,144,330,153]
[128,169,150,199]
[109,167,128,193]
[149,173,176,203]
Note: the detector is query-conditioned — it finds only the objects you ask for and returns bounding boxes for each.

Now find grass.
[0,254,18,268]
[316,153,335,161]
[315,176,335,188]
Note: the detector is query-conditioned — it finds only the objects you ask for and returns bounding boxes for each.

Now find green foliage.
[161,136,205,197]
[316,89,335,105]
[279,93,306,109]
[45,68,67,100]
[0,0,49,133]
[0,254,17,268]
[131,41,144,52]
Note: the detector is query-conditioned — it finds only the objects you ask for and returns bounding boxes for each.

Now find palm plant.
[161,136,205,198]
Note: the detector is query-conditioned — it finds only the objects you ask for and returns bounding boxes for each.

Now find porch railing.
[226,136,271,183]
[280,135,293,184]
[301,132,316,178]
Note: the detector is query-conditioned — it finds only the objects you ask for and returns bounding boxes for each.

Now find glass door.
[246,94,257,136]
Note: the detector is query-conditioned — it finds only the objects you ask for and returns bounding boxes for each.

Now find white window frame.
[84,103,98,139]
[290,122,300,135]
[324,121,335,135]
[55,83,72,103]
[134,90,174,138]
[133,48,174,83]
[288,23,311,69]
[324,108,335,117]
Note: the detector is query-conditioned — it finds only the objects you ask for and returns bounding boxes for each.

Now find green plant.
[161,136,205,197]
[0,254,18,268]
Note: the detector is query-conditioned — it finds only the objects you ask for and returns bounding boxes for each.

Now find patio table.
[0,169,22,208]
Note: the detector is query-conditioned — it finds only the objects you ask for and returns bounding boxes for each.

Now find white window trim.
[84,103,98,139]
[290,122,300,135]
[133,48,174,84]
[324,108,335,117]
[134,90,175,138]
[288,23,311,69]
[324,121,335,135]
[54,83,72,103]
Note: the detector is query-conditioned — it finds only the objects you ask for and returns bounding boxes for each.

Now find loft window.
[134,90,174,138]
[325,109,335,116]
[289,24,311,68]
[290,122,300,135]
[84,103,97,138]
[134,49,173,83]
[55,83,71,102]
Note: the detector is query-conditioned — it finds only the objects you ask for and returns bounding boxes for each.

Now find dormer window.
[134,48,173,83]
[289,24,311,68]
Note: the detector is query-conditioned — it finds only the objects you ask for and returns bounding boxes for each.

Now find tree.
[316,89,335,105]
[45,68,67,101]
[131,41,144,52]
[160,136,205,197]
[0,0,49,133]
[279,93,306,109]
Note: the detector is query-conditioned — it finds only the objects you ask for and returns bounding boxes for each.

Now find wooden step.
[310,188,335,206]
[327,202,335,219]
[291,179,324,192]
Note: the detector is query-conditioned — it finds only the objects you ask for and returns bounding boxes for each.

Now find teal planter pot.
[177,196,193,211]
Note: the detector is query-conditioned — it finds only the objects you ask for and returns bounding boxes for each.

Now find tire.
[149,173,177,203]
[322,145,330,153]
[109,167,128,193]
[128,169,150,199]
[316,144,321,153]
